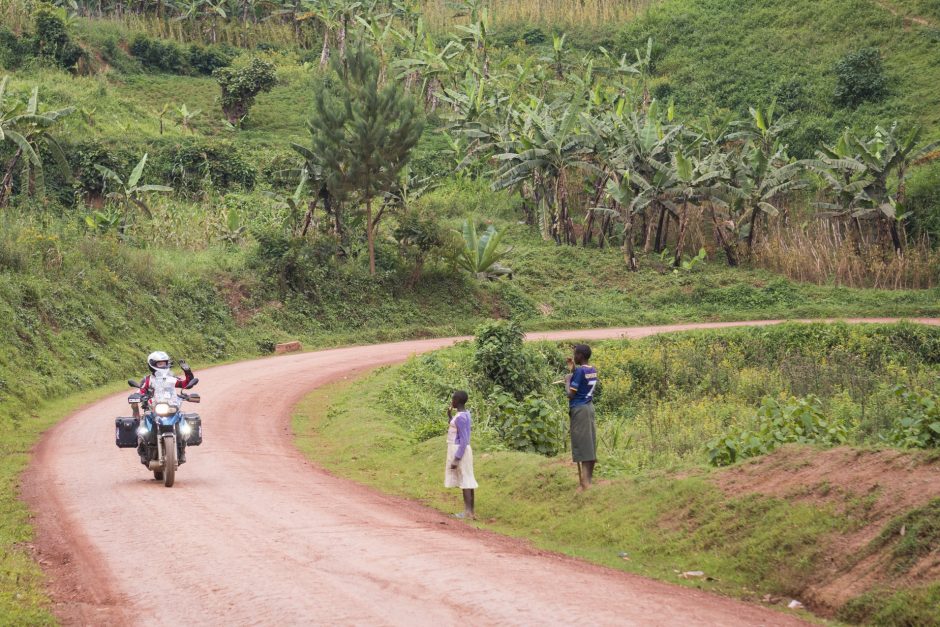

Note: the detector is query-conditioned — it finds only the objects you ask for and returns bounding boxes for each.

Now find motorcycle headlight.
[136,425,149,436]
[180,421,192,436]
[154,403,174,416]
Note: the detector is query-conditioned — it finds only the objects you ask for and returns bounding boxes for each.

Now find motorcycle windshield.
[152,372,182,408]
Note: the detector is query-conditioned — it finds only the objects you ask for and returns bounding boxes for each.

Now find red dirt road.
[22,319,939,626]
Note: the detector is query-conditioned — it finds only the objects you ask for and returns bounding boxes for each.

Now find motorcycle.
[116,372,202,487]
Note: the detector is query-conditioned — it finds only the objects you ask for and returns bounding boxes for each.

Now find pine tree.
[307,41,423,275]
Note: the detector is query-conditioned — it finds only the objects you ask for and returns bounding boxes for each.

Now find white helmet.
[147,351,171,373]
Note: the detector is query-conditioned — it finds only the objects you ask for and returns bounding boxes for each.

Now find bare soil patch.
[715,445,940,610]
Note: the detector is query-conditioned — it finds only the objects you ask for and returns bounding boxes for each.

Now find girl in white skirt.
[445,390,478,519]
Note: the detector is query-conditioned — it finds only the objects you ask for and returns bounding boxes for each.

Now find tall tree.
[307,40,423,274]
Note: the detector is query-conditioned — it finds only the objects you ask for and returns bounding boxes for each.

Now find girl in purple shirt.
[445,390,478,519]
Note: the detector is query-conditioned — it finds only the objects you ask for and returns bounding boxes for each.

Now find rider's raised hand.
[179,360,192,373]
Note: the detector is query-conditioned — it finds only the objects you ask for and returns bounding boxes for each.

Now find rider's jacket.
[138,369,195,403]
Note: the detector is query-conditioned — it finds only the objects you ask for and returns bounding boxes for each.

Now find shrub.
[188,43,233,75]
[887,384,940,449]
[394,207,450,285]
[834,47,887,107]
[30,2,83,70]
[0,27,29,69]
[129,34,188,74]
[155,139,256,194]
[904,160,940,242]
[214,57,277,126]
[471,319,544,400]
[67,140,132,197]
[492,389,565,455]
[707,395,849,466]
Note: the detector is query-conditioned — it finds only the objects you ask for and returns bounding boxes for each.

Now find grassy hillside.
[499,0,940,157]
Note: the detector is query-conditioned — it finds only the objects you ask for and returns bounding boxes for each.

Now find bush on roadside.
[471,319,547,400]
[707,394,849,466]
[214,57,277,125]
[887,384,940,449]
[188,43,234,75]
[30,3,84,70]
[491,389,565,455]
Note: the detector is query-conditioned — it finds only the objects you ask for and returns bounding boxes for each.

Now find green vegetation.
[295,368,844,599]
[214,56,277,125]
[887,385,940,448]
[0,383,125,625]
[304,41,423,274]
[1,0,940,621]
[839,583,940,625]
[383,322,940,474]
[294,364,933,623]
[707,395,850,466]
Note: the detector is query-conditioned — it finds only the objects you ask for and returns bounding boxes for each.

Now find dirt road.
[23,319,938,626]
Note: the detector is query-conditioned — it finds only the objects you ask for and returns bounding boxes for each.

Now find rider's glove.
[179,360,192,373]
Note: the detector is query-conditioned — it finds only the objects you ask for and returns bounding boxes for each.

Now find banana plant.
[93,153,173,223]
[394,35,464,109]
[596,171,639,270]
[806,130,871,250]
[454,219,512,280]
[729,143,805,257]
[84,206,122,234]
[177,103,201,133]
[846,123,940,255]
[0,77,75,207]
[539,33,569,80]
[218,205,247,244]
[494,99,597,245]
[263,167,320,237]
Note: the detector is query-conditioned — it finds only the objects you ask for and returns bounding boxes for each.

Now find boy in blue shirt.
[565,344,598,490]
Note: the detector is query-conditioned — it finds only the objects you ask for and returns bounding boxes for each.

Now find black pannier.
[184,413,203,446]
[115,417,139,448]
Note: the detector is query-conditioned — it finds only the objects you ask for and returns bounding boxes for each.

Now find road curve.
[22,318,939,626]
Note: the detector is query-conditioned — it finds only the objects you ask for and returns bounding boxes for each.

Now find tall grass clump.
[755,219,940,289]
[421,0,657,31]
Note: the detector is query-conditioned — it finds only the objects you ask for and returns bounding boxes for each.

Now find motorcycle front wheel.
[163,435,176,488]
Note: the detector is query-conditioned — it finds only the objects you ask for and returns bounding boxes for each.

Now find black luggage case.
[115,417,139,448]
[184,413,203,446]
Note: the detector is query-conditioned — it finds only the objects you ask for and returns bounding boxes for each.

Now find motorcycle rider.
[138,351,194,396]
[136,351,195,464]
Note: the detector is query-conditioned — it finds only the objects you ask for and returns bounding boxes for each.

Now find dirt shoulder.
[716,446,940,611]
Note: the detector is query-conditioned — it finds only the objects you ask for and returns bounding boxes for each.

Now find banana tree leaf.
[93,164,124,187]
[26,87,38,115]
[135,184,173,193]
[45,136,73,182]
[3,128,41,168]
[128,153,148,189]
[130,196,153,219]
[757,201,779,216]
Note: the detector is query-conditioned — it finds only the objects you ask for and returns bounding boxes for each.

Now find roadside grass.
[293,366,841,620]
[0,382,126,626]
[838,582,940,625]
